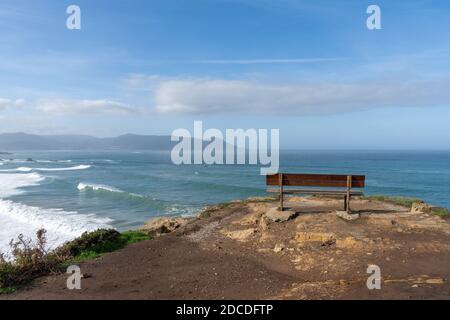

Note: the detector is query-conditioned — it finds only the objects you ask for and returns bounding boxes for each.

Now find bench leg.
[346,195,351,213]
[344,195,347,212]
[279,192,284,211]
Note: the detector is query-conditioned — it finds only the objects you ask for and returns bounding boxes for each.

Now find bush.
[55,229,121,258]
[0,230,61,289]
[0,229,150,292]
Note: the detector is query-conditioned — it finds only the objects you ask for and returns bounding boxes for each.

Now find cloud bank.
[0,98,24,110]
[153,78,450,116]
[35,99,138,115]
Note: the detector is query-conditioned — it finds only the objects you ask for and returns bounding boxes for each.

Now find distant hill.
[0,133,175,151]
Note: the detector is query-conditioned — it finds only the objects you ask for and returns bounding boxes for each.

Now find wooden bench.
[266,173,366,213]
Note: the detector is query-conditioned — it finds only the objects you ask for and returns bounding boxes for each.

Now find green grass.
[0,286,16,294]
[431,207,450,219]
[365,195,450,219]
[364,195,421,208]
[65,231,150,264]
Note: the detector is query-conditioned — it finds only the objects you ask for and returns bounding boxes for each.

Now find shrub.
[0,229,61,289]
[0,229,150,292]
[55,229,121,258]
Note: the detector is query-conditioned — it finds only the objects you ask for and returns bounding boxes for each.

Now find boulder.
[139,217,191,236]
[411,201,432,214]
[265,207,297,222]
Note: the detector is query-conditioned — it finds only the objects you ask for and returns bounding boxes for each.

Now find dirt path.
[5,197,450,300]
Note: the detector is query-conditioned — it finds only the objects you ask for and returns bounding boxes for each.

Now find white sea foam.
[0,199,113,255]
[0,172,113,255]
[0,172,44,197]
[35,164,91,172]
[0,164,91,173]
[77,182,123,193]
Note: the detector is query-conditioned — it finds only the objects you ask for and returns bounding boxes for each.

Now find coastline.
[2,195,450,299]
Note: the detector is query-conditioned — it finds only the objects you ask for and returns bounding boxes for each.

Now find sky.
[0,0,450,149]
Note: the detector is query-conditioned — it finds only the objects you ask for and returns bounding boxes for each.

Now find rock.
[296,232,336,245]
[425,278,444,284]
[273,244,285,253]
[411,201,432,214]
[336,237,363,249]
[139,217,191,236]
[265,207,297,222]
[222,228,256,242]
[336,211,360,221]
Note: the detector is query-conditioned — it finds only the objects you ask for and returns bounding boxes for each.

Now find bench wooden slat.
[267,188,363,196]
[266,173,365,188]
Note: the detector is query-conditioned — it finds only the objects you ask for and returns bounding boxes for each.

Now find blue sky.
[1,0,450,149]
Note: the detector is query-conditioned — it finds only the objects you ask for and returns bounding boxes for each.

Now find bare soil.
[4,197,450,300]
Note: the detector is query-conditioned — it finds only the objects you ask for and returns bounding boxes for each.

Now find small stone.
[425,278,444,284]
[336,211,360,221]
[339,280,349,286]
[274,244,285,253]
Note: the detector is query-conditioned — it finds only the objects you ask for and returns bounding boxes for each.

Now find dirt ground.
[4,197,450,300]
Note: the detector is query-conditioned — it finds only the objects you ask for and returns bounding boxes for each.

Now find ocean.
[1,150,449,254]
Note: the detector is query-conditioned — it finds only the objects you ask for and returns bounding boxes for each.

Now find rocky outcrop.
[411,201,433,214]
[265,207,297,222]
[139,217,191,237]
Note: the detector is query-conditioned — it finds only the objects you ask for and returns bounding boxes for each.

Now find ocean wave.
[0,199,113,255]
[0,172,45,198]
[76,182,198,216]
[35,165,91,172]
[77,182,123,193]
[0,165,91,173]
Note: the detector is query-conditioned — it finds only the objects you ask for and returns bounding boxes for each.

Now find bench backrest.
[266,173,365,188]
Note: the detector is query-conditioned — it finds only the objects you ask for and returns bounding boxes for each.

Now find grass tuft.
[364,195,421,208]
[431,207,450,219]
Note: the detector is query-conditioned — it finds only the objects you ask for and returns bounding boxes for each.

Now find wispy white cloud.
[0,98,24,110]
[35,99,138,115]
[154,78,450,116]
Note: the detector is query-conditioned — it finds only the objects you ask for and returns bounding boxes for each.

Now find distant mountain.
[0,133,175,151]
